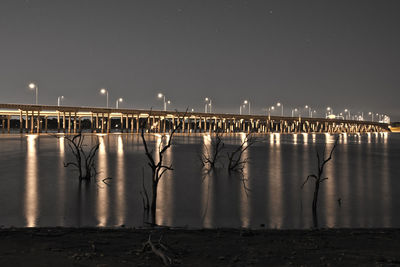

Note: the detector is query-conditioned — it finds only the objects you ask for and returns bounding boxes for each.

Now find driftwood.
[142,234,173,266]
[302,137,339,228]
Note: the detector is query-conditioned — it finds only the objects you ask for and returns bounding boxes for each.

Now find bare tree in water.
[302,137,339,228]
[227,133,257,172]
[63,132,100,182]
[200,130,225,169]
[141,112,185,226]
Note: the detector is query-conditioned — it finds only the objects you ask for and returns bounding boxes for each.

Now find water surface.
[0,132,398,229]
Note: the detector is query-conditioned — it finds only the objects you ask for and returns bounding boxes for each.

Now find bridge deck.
[0,103,388,127]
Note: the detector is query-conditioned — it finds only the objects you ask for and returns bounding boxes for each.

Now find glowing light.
[274,133,281,145]
[302,133,308,144]
[100,88,107,94]
[28,83,36,89]
[25,134,38,227]
[116,135,125,226]
[158,93,163,98]
[97,136,108,226]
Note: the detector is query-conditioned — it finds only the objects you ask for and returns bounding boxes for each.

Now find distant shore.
[1,227,399,266]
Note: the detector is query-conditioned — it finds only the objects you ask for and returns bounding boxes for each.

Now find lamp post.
[244,100,251,115]
[239,104,246,115]
[269,106,275,116]
[28,83,38,105]
[305,105,312,117]
[276,102,283,116]
[116,98,123,109]
[158,93,167,111]
[326,107,332,118]
[100,88,109,108]
[368,112,374,122]
[344,109,351,120]
[205,97,212,113]
[57,96,64,106]
[291,108,298,117]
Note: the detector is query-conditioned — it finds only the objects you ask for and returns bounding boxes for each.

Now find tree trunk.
[151,179,158,225]
[312,180,320,228]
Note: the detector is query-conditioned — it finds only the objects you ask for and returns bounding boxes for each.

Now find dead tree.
[302,137,339,228]
[141,112,185,226]
[200,131,225,169]
[63,132,100,181]
[227,133,256,172]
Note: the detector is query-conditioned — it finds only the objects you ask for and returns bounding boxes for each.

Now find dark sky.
[1,0,399,120]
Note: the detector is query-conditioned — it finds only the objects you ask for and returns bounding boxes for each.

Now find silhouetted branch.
[227,133,257,172]
[200,131,225,169]
[141,109,188,225]
[302,136,339,228]
[63,132,100,181]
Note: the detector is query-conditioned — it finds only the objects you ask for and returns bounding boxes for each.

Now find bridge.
[0,103,390,134]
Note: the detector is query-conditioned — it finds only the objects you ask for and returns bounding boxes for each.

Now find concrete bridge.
[0,103,390,134]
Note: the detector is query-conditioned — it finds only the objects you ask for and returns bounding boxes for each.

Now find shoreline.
[1,227,399,266]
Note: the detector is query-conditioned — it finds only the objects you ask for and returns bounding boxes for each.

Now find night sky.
[1,0,399,121]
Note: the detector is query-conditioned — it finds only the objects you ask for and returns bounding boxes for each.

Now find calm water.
[0,132,399,229]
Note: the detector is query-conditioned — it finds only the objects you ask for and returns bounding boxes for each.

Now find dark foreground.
[1,228,399,266]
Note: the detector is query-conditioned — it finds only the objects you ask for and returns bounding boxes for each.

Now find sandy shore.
[0,228,399,266]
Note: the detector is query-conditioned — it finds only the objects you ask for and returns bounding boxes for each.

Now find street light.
[244,100,251,115]
[100,88,109,108]
[305,105,312,117]
[276,102,283,116]
[326,107,332,118]
[368,112,374,122]
[116,98,123,108]
[158,93,167,111]
[270,106,275,116]
[291,108,298,117]
[205,97,212,113]
[57,96,64,106]
[344,109,351,120]
[28,83,38,105]
[239,104,246,115]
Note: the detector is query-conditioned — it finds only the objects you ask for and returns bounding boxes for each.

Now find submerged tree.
[227,133,257,172]
[63,132,100,181]
[302,137,339,228]
[141,112,185,226]
[200,131,225,169]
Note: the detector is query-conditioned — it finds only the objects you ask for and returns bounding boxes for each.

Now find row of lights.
[27,83,390,122]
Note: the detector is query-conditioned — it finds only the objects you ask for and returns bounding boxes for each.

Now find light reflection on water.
[97,135,108,227]
[25,135,38,227]
[0,133,398,229]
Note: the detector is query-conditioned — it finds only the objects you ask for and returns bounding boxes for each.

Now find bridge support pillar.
[107,113,111,134]
[19,110,23,133]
